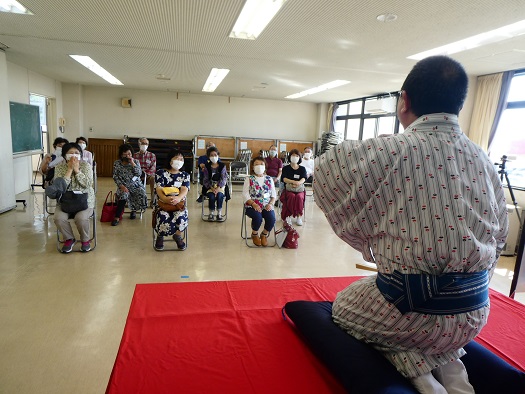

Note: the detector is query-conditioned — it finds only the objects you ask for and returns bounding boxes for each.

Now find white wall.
[65,85,319,142]
[0,51,16,213]
[7,61,63,194]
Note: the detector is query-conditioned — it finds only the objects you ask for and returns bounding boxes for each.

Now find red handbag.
[100,191,123,222]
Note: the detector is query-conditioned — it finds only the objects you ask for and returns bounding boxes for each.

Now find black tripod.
[495,155,521,225]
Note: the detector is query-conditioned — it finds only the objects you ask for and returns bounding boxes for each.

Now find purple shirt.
[264,157,283,178]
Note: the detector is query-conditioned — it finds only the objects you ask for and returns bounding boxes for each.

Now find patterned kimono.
[154,169,190,236]
[113,159,147,212]
[314,114,509,378]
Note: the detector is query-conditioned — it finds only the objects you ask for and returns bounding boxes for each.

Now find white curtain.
[468,73,503,151]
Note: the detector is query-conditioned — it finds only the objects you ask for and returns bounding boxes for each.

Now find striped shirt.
[314,113,509,378]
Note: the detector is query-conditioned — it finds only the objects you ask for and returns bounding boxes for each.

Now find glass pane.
[507,74,525,102]
[335,119,346,136]
[362,118,376,140]
[29,94,47,129]
[336,104,348,116]
[348,101,363,115]
[377,116,395,136]
[345,119,361,140]
[489,107,525,188]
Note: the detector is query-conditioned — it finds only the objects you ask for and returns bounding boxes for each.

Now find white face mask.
[269,150,277,157]
[254,165,265,175]
[65,153,81,161]
[303,152,311,159]
[171,160,184,170]
[140,144,148,152]
[54,147,62,156]
[210,156,219,163]
[78,143,86,150]
[290,156,300,164]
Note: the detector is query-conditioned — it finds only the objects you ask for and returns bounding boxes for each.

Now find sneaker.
[296,216,303,226]
[130,211,136,220]
[208,213,215,221]
[81,241,91,252]
[61,238,76,253]
[217,213,223,221]
[260,232,268,247]
[111,219,120,226]
[173,235,187,250]
[251,233,261,247]
[154,236,164,251]
[196,196,203,203]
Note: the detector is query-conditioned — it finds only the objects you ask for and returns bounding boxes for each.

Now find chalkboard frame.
[10,101,43,156]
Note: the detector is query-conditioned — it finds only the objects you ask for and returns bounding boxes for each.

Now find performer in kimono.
[314,56,508,393]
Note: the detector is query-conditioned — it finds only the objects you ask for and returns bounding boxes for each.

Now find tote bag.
[100,191,122,222]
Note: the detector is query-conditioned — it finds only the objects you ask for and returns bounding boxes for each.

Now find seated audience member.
[300,147,315,183]
[202,146,228,221]
[196,141,215,203]
[243,157,276,247]
[154,149,189,251]
[40,137,69,185]
[112,143,147,226]
[133,137,156,206]
[314,56,509,394]
[279,150,289,164]
[280,149,307,226]
[48,142,95,253]
[264,144,283,189]
[75,137,93,166]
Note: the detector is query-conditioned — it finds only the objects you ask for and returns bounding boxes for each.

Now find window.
[335,92,402,141]
[489,72,525,190]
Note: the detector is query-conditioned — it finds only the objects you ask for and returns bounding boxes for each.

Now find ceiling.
[1,0,525,104]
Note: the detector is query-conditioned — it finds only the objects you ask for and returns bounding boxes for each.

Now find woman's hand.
[264,203,274,211]
[252,203,262,213]
[119,185,129,193]
[67,156,80,173]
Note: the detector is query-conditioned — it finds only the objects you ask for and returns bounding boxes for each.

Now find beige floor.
[1,177,523,394]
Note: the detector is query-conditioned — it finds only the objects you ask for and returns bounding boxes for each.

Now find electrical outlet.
[89,127,93,132]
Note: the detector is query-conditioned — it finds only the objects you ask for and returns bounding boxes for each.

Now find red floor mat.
[106,277,525,393]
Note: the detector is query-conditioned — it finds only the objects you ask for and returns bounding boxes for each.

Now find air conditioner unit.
[501,205,524,256]
[364,96,397,114]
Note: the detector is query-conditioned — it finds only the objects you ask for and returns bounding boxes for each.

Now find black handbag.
[60,189,88,213]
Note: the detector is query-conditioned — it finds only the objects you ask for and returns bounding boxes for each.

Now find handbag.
[100,191,122,222]
[285,183,305,193]
[59,184,88,214]
[158,199,186,212]
[283,222,299,249]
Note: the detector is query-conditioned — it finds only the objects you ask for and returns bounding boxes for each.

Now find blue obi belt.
[376,270,489,315]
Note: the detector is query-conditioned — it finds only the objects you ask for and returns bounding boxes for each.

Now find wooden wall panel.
[278,140,315,155]
[195,136,236,159]
[88,138,122,177]
[238,138,276,158]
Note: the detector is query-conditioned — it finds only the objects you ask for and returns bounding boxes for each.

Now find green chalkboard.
[10,101,42,155]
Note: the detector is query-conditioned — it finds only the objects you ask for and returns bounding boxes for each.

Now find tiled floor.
[1,177,523,394]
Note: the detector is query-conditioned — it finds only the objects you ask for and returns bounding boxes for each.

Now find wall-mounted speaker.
[121,98,132,108]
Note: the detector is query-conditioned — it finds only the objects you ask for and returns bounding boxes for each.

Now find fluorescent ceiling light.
[285,80,350,99]
[202,68,230,92]
[0,0,33,14]
[230,0,287,40]
[69,55,123,85]
[408,19,525,60]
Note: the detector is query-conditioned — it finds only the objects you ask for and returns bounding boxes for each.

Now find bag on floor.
[100,191,122,222]
[276,222,300,249]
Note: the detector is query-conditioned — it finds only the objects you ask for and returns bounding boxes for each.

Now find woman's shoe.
[130,211,136,220]
[296,216,303,226]
[154,236,164,251]
[208,213,215,221]
[251,233,261,246]
[173,235,187,250]
[260,232,268,247]
[111,219,120,226]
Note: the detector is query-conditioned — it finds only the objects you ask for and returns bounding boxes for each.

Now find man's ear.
[400,91,410,114]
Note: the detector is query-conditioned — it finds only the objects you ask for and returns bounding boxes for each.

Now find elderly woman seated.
[202,146,228,221]
[280,149,307,226]
[111,143,148,226]
[243,156,277,247]
[45,142,95,253]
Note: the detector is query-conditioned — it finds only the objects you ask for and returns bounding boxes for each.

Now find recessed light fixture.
[285,80,350,99]
[202,68,230,92]
[408,19,525,60]
[0,0,33,14]
[69,55,123,85]
[230,0,287,40]
[156,74,171,81]
[376,13,397,23]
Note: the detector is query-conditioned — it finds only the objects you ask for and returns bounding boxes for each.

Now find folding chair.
[278,189,307,223]
[152,213,188,252]
[241,205,278,248]
[228,161,249,193]
[56,209,97,252]
[124,175,147,219]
